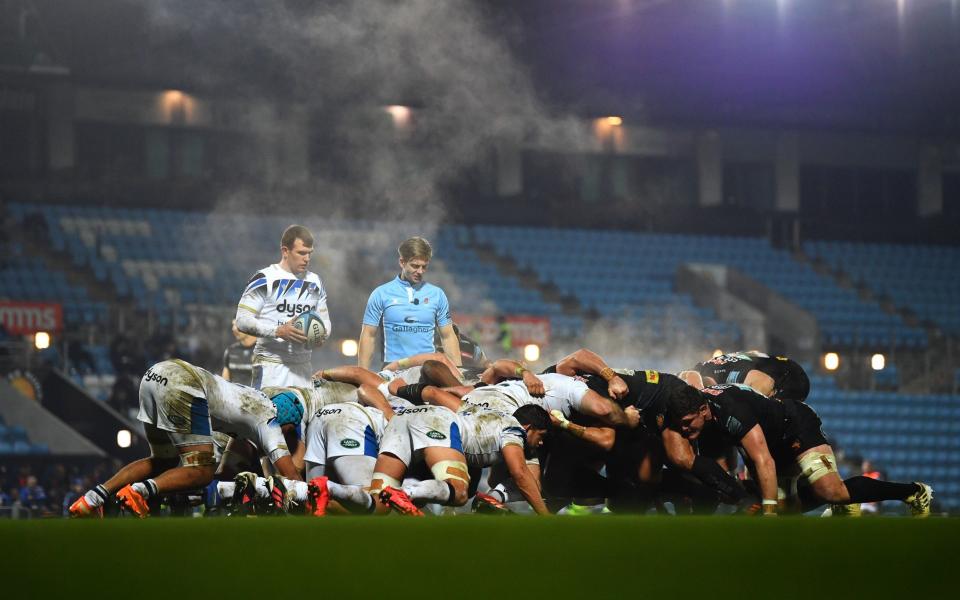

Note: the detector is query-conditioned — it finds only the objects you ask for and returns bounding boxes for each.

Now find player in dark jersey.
[542,348,744,513]
[685,351,810,402]
[665,383,933,516]
[222,320,256,385]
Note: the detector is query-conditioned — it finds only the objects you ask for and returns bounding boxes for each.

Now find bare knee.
[813,478,850,504]
[448,480,469,506]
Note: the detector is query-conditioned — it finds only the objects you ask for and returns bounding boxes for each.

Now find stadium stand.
[0,415,49,455]
[805,240,960,335]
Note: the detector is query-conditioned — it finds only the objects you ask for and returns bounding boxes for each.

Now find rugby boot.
[306,477,330,517]
[828,503,862,517]
[379,486,424,517]
[266,476,290,515]
[116,485,150,518]
[906,482,933,518]
[68,495,103,519]
[229,471,259,516]
[471,491,510,515]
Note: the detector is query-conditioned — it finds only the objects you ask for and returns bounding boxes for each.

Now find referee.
[358,236,461,370]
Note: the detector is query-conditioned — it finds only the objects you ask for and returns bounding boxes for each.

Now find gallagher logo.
[404,316,416,323]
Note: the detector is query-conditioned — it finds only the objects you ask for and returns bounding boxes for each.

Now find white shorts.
[378,406,464,466]
[378,366,423,384]
[304,403,384,465]
[137,360,213,442]
[252,361,313,389]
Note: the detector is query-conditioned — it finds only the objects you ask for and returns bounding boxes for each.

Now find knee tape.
[180,450,217,468]
[369,473,402,494]
[798,451,838,484]
[430,460,470,485]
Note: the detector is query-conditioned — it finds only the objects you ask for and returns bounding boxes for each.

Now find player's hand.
[625,405,641,429]
[608,375,628,400]
[276,318,308,344]
[549,409,568,429]
[522,371,545,397]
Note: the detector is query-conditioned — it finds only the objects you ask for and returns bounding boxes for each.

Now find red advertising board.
[452,314,551,347]
[0,302,63,334]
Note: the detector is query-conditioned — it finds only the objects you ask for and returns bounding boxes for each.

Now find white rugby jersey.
[236,263,331,366]
[455,409,526,468]
[169,360,288,459]
[458,373,588,418]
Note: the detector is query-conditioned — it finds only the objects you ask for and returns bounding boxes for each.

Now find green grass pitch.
[1,517,954,598]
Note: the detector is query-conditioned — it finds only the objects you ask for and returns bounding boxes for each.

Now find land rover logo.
[340,439,360,449]
[426,430,446,440]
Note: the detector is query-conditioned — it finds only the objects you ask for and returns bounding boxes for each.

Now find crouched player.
[70,359,303,518]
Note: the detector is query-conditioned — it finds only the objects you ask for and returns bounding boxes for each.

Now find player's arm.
[236,276,306,343]
[739,424,778,514]
[255,422,302,481]
[383,351,458,374]
[314,279,332,342]
[502,444,550,515]
[480,360,545,397]
[357,324,379,371]
[437,323,462,367]
[555,348,628,400]
[549,410,615,451]
[315,365,383,387]
[742,370,776,397]
[357,383,395,420]
[222,348,232,381]
[577,389,632,428]
[358,290,384,370]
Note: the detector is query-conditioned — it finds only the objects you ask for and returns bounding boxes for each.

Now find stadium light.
[384,105,412,128]
[341,339,359,357]
[524,343,540,362]
[823,352,840,371]
[606,116,623,126]
[34,331,50,350]
[712,348,724,358]
[117,429,132,449]
[871,353,886,371]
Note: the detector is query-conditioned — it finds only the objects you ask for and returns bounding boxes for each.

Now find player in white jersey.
[235,225,331,389]
[69,359,303,518]
[370,403,552,516]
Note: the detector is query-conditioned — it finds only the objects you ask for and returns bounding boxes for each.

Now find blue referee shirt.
[362,275,453,362]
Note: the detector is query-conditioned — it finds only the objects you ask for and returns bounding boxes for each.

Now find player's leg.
[420,359,463,387]
[116,435,217,518]
[405,447,470,507]
[797,444,931,516]
[69,423,179,517]
[315,365,385,388]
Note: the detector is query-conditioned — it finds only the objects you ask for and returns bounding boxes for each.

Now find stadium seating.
[804,240,959,336]
[0,415,50,455]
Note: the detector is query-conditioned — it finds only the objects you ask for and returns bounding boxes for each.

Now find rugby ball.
[293,311,327,348]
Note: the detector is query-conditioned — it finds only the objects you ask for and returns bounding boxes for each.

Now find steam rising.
[136,1,719,372]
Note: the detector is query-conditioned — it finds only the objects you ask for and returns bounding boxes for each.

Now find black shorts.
[776,400,828,463]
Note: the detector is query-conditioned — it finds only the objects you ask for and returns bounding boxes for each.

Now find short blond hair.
[398,236,433,262]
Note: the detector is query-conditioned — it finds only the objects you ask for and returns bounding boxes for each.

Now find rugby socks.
[283,479,309,502]
[216,481,236,500]
[254,477,270,499]
[82,484,110,508]
[131,479,160,499]
[404,480,454,505]
[489,485,509,504]
[327,482,374,511]
[844,476,918,503]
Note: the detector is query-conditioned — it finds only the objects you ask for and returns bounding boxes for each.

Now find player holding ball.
[235,225,331,389]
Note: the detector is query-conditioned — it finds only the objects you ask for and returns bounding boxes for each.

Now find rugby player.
[222,319,256,384]
[358,236,460,371]
[235,225,331,389]
[682,351,810,403]
[665,383,933,516]
[370,401,553,516]
[541,348,744,513]
[69,359,303,518]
